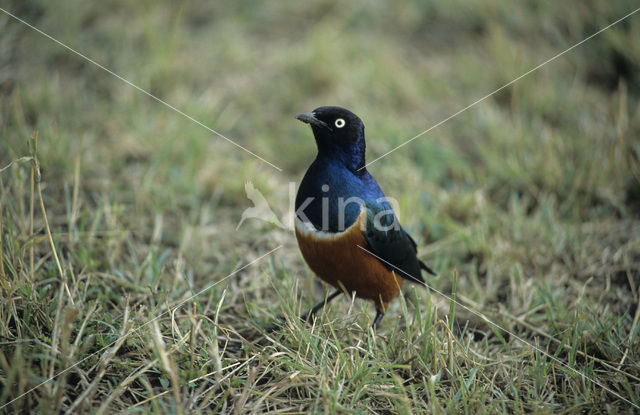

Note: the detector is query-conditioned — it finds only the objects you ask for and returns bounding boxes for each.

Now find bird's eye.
[335,118,346,128]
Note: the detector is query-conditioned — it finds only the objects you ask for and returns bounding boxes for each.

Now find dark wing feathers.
[402,228,438,277]
[403,228,418,250]
[403,225,436,276]
[419,260,437,276]
[363,205,434,285]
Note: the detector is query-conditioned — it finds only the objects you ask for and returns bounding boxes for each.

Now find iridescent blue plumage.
[295,154,394,233]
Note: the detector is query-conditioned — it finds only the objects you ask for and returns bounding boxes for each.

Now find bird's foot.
[372,310,384,328]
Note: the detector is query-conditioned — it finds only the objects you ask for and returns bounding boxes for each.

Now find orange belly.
[294,208,403,312]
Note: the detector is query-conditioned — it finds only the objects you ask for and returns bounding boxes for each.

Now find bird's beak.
[296,112,329,129]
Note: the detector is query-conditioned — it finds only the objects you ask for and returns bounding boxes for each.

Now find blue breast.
[295,157,394,233]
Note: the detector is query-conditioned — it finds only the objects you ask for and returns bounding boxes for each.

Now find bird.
[294,106,436,328]
[236,181,286,230]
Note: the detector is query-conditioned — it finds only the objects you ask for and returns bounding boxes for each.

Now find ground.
[1,0,639,413]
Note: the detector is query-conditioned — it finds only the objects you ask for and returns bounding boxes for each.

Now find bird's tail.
[419,260,437,276]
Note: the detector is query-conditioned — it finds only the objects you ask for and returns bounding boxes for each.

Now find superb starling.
[294,106,435,327]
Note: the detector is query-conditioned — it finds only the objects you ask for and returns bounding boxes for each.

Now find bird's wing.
[362,203,427,285]
[402,227,436,276]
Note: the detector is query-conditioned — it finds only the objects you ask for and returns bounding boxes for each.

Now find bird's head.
[296,106,366,171]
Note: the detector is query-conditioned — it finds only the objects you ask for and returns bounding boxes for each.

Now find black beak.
[296,112,329,129]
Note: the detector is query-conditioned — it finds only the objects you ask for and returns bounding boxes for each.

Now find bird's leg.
[300,290,342,323]
[372,310,384,328]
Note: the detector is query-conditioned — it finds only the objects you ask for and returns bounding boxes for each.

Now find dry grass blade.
[151,320,183,415]
[30,133,73,304]
[0,203,6,283]
[65,303,132,414]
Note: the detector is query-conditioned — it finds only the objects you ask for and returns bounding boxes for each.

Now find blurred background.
[1,0,639,412]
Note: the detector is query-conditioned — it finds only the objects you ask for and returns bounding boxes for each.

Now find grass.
[1,0,640,413]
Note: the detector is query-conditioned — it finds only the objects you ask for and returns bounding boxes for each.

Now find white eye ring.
[335,118,346,128]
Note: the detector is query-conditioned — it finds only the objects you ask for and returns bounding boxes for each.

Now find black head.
[296,106,366,171]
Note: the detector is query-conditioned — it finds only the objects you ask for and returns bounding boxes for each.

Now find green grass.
[1,0,640,413]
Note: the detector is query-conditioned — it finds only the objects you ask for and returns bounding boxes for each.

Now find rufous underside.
[294,207,403,312]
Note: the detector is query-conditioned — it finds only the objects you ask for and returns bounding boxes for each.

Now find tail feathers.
[419,260,437,276]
